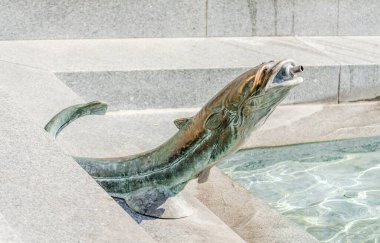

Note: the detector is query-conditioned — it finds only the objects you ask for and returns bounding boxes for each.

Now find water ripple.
[219,137,380,242]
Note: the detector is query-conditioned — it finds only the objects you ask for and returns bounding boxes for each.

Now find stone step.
[0,0,378,39]
[0,62,155,242]
[0,37,379,110]
[191,168,319,243]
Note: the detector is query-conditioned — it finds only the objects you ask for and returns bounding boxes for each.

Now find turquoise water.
[219,137,380,242]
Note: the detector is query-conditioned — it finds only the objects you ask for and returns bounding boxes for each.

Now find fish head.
[263,59,304,92]
[204,59,303,133]
[238,59,303,131]
[236,59,303,102]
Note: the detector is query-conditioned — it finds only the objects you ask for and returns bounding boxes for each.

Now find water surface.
[219,137,380,242]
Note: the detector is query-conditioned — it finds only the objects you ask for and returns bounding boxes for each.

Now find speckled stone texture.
[0,0,378,39]
[115,194,246,243]
[339,65,380,102]
[0,213,22,243]
[0,56,246,243]
[0,37,378,109]
[191,168,320,243]
[0,0,206,39]
[0,88,154,242]
[207,0,380,36]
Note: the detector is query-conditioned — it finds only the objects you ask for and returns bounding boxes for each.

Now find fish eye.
[273,66,293,84]
[281,67,290,77]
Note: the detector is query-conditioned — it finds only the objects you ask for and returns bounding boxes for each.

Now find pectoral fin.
[174,117,191,129]
[111,186,194,219]
[205,112,225,130]
[197,166,212,183]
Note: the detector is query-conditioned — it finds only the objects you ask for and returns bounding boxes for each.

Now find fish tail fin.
[44,101,107,139]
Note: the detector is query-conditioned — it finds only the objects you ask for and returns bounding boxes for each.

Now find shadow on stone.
[114,198,156,224]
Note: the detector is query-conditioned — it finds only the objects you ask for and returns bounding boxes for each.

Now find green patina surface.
[45,59,303,217]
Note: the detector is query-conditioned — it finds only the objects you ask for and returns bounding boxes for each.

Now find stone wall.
[0,0,378,39]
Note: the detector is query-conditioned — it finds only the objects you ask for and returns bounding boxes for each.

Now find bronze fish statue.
[45,59,303,218]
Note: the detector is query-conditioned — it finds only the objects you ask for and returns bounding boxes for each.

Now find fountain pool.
[219,136,380,242]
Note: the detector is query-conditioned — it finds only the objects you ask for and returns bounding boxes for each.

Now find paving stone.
[0,213,22,243]
[0,62,83,126]
[129,190,245,243]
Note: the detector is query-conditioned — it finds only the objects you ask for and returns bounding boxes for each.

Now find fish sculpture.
[45,59,303,218]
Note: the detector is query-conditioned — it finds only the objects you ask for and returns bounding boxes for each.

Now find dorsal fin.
[174,117,191,129]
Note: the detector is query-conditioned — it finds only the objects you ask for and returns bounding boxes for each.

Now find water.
[219,137,380,242]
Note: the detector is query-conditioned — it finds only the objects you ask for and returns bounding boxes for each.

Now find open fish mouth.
[265,59,304,91]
